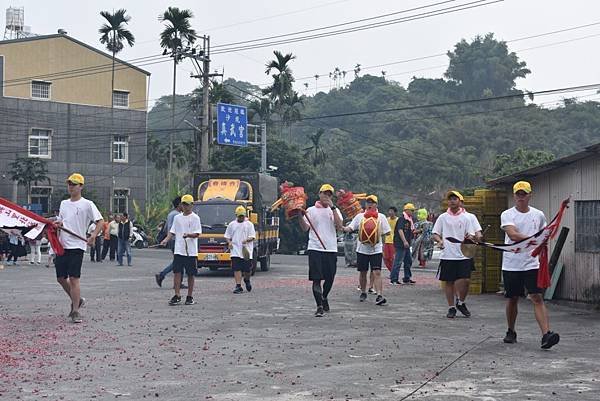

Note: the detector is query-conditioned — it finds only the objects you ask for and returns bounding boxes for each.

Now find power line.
[212,0,503,54]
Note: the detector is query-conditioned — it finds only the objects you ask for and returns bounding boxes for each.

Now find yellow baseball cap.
[403,203,415,211]
[366,194,378,203]
[319,184,334,193]
[235,206,247,216]
[513,181,532,194]
[67,173,84,185]
[446,190,464,201]
[181,194,194,204]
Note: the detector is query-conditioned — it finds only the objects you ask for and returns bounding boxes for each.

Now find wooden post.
[544,227,570,300]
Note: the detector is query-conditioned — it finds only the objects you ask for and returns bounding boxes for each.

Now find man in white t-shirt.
[53,173,103,323]
[501,181,559,349]
[160,194,202,306]
[298,184,343,317]
[225,206,257,294]
[343,195,391,306]
[432,191,479,319]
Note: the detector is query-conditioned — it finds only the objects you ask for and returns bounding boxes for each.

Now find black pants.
[108,235,118,261]
[101,237,111,260]
[90,236,102,261]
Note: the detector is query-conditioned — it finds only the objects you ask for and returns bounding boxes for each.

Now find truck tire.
[260,254,270,272]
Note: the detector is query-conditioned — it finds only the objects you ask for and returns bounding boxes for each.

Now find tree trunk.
[169,57,176,190]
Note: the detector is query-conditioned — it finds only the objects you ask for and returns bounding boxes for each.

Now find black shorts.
[173,254,197,276]
[231,257,252,273]
[308,250,337,281]
[438,259,473,282]
[503,269,543,298]
[55,249,84,279]
[356,252,383,272]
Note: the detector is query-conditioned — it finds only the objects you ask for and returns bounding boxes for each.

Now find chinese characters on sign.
[216,102,248,147]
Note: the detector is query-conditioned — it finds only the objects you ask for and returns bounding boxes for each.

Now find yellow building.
[0,32,151,214]
[0,32,149,110]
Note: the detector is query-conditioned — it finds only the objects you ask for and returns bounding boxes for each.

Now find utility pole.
[260,122,267,173]
[183,36,222,171]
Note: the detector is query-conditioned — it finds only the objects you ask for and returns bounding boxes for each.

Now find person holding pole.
[53,173,103,323]
[298,184,343,317]
[225,206,256,294]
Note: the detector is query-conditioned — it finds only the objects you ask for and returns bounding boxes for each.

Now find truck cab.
[194,173,279,273]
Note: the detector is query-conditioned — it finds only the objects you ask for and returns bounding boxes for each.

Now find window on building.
[113,189,129,214]
[30,187,52,214]
[113,90,129,108]
[31,81,51,100]
[575,200,600,253]
[28,128,52,158]
[112,135,128,162]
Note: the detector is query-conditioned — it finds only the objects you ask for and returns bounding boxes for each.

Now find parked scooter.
[130,225,148,249]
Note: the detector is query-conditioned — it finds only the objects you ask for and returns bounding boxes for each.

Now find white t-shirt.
[303,206,342,252]
[58,197,103,251]
[432,211,478,260]
[465,211,483,233]
[348,212,391,255]
[501,206,547,271]
[224,219,256,259]
[170,212,202,256]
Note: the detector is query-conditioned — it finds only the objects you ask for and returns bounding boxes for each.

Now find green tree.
[9,158,50,203]
[159,6,196,188]
[445,33,530,99]
[303,128,327,167]
[492,147,555,177]
[263,51,297,120]
[98,9,135,108]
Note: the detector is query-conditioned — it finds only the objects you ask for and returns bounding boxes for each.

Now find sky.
[4,0,600,106]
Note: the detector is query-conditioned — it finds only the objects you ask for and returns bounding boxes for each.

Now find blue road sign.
[216,102,248,147]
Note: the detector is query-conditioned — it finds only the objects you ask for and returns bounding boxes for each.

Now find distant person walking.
[117,213,133,266]
[390,203,416,285]
[383,207,398,272]
[100,215,112,261]
[28,232,43,265]
[155,197,183,287]
[87,221,102,262]
[108,214,119,261]
[160,194,202,306]
[225,206,257,294]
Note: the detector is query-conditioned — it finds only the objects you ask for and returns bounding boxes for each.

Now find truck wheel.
[260,254,270,271]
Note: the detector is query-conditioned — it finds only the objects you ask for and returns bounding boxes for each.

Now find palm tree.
[263,51,296,112]
[159,6,196,187]
[303,129,327,167]
[98,9,135,108]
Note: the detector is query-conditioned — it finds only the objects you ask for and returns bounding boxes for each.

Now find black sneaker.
[314,306,324,317]
[541,331,560,349]
[233,286,244,294]
[368,288,375,294]
[322,298,330,312]
[390,281,400,286]
[184,296,195,305]
[503,329,517,344]
[168,295,182,306]
[359,292,367,302]
[446,307,457,318]
[180,283,188,290]
[456,302,471,317]
[375,295,387,305]
[155,274,164,288]
[244,279,252,292]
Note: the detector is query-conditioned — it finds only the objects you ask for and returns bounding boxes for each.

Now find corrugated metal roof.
[0,33,151,76]
[487,142,600,185]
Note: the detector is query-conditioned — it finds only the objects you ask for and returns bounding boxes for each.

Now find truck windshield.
[193,204,238,227]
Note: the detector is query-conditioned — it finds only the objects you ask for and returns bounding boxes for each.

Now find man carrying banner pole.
[54,174,103,323]
[501,181,560,349]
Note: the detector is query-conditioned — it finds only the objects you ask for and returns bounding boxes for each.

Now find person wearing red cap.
[501,181,559,349]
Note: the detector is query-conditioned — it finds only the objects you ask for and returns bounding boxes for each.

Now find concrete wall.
[0,35,148,111]
[496,156,600,303]
[0,96,147,215]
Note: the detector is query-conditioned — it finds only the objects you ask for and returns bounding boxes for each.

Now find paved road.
[1,250,599,400]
